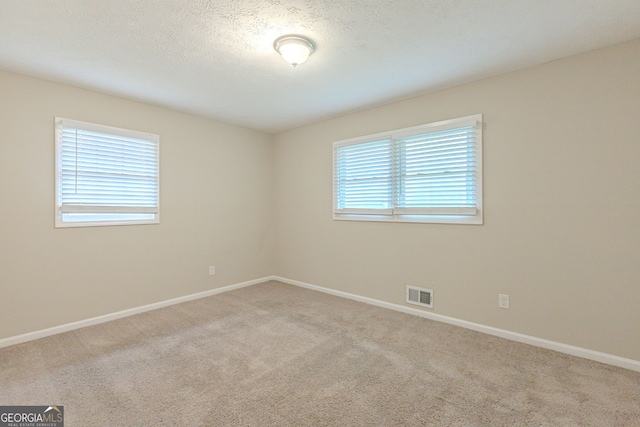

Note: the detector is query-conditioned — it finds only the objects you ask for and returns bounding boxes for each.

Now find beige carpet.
[1,281,639,426]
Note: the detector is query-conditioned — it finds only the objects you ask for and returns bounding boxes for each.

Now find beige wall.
[2,39,639,363]
[273,39,640,361]
[0,71,274,339]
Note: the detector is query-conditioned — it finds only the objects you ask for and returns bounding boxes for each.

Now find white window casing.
[55,118,160,227]
[333,114,482,224]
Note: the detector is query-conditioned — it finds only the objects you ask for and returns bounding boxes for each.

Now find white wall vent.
[406,286,433,309]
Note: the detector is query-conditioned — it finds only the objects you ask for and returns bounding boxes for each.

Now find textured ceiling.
[1,0,639,133]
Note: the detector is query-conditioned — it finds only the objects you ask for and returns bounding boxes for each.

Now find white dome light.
[274,35,315,67]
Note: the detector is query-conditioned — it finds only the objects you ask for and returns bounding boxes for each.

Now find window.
[55,118,160,227]
[333,114,482,224]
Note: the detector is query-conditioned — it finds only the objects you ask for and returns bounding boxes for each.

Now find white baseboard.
[271,276,640,373]
[3,274,639,373]
[0,276,269,349]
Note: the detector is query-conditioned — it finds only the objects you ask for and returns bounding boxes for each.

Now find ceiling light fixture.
[273,35,315,67]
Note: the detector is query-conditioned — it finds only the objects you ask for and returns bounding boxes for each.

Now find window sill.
[333,213,483,225]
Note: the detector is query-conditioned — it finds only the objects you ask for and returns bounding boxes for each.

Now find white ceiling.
[1,1,639,133]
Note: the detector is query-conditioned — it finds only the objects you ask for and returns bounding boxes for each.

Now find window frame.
[332,114,483,225]
[54,117,160,228]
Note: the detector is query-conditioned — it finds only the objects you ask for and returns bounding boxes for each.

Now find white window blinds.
[55,118,159,227]
[333,138,394,215]
[333,115,482,224]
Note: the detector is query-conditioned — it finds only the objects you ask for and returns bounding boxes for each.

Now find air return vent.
[406,286,433,308]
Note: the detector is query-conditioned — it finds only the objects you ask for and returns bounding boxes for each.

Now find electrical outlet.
[499,294,509,309]
[209,266,216,276]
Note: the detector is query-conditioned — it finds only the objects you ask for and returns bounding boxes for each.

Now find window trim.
[54,117,160,228]
[332,114,483,225]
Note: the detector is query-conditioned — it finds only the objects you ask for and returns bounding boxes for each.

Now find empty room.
[1,1,639,426]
